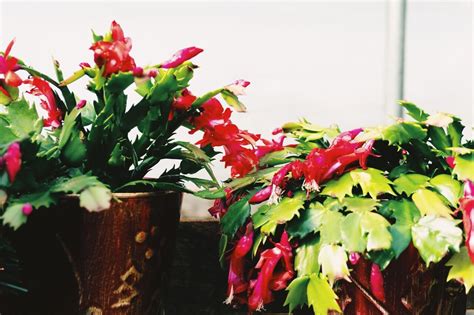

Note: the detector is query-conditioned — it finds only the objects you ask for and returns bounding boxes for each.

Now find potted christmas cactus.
[0,21,253,314]
[209,102,473,314]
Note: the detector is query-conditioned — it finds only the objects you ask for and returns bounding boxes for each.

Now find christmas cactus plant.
[0,21,253,292]
[210,102,473,313]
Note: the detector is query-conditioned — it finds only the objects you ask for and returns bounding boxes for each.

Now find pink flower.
[370,263,386,302]
[446,156,456,169]
[226,223,254,304]
[76,99,87,109]
[27,77,62,128]
[461,180,474,263]
[22,203,33,216]
[225,79,251,96]
[247,231,294,311]
[0,39,22,88]
[249,186,273,204]
[1,142,22,183]
[161,47,203,69]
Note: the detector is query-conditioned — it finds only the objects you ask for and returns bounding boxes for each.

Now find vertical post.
[384,0,407,120]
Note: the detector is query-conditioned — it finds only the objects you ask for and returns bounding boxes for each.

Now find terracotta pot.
[0,191,182,315]
[294,244,466,315]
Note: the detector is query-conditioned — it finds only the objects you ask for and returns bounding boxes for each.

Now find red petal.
[3,142,21,183]
[370,263,386,302]
[161,47,203,69]
[5,71,22,87]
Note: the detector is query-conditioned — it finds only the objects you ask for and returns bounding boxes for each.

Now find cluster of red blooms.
[217,128,381,311]
[226,224,294,312]
[189,85,287,180]
[0,39,62,128]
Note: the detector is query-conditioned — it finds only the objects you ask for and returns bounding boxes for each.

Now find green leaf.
[343,197,379,213]
[218,234,228,267]
[412,189,453,218]
[307,274,341,315]
[52,175,105,194]
[393,174,430,196]
[79,186,111,212]
[1,204,27,230]
[321,173,354,201]
[341,212,366,252]
[0,118,17,144]
[258,147,300,167]
[350,168,395,199]
[382,122,427,145]
[318,244,349,286]
[386,199,421,257]
[453,153,474,181]
[447,120,464,147]
[428,126,451,152]
[220,90,246,112]
[362,212,392,251]
[295,236,321,276]
[287,202,325,238]
[411,215,463,265]
[446,247,474,293]
[3,99,40,138]
[400,101,429,121]
[193,188,226,199]
[256,192,305,235]
[430,174,462,207]
[284,276,309,312]
[106,72,134,94]
[267,192,305,224]
[320,210,344,244]
[221,197,251,238]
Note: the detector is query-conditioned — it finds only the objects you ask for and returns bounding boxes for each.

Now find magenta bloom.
[2,142,22,183]
[249,186,272,204]
[226,223,254,303]
[22,203,33,216]
[370,263,386,302]
[27,77,62,128]
[461,180,474,263]
[247,231,294,311]
[161,47,203,69]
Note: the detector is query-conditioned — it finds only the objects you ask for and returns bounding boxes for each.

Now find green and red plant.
[0,21,257,293]
[209,103,474,314]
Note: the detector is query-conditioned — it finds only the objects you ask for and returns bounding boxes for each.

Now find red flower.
[161,47,203,69]
[90,21,136,76]
[370,263,386,302]
[301,129,376,191]
[461,180,474,263]
[27,77,62,128]
[0,39,22,88]
[208,187,233,218]
[190,98,232,132]
[247,231,294,311]
[255,136,285,159]
[446,156,456,169]
[172,89,196,111]
[222,145,258,178]
[226,223,254,304]
[1,142,22,183]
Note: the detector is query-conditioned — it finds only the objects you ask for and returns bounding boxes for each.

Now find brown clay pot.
[0,191,182,315]
[294,244,466,315]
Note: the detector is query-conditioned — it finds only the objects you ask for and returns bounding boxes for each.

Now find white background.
[1,0,472,217]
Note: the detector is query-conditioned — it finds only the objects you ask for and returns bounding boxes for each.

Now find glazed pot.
[0,191,182,315]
